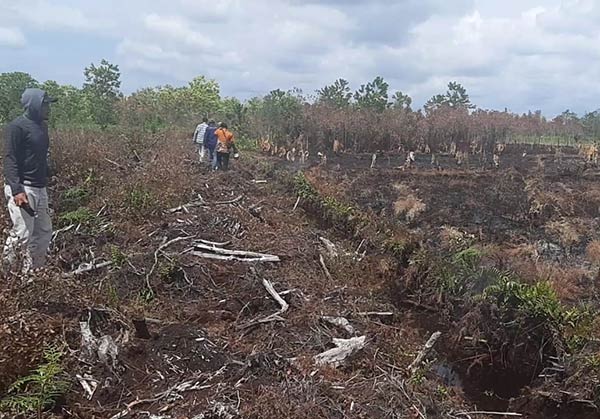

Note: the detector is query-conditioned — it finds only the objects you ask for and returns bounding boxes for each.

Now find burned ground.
[1,133,600,418]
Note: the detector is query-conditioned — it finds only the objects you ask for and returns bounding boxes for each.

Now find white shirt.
[194,122,208,144]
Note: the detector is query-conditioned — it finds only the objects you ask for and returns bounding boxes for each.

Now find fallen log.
[314,336,367,367]
[192,252,280,263]
[192,243,280,263]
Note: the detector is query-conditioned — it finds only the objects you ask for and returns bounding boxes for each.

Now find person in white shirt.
[193,117,209,162]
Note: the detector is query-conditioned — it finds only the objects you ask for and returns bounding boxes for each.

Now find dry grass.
[545,218,587,250]
[392,183,426,222]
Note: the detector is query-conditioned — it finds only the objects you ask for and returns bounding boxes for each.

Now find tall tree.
[446,81,474,109]
[354,76,390,112]
[83,59,122,127]
[392,91,412,111]
[425,81,474,113]
[317,78,352,108]
[188,76,221,119]
[40,80,88,127]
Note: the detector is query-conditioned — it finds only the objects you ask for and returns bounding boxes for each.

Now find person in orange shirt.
[215,122,236,171]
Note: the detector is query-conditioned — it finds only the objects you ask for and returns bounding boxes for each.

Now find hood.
[21,88,49,123]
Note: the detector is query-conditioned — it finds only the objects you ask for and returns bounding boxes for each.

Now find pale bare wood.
[409,331,442,374]
[314,336,367,367]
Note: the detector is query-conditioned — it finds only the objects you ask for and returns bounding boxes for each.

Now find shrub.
[58,207,95,226]
[61,186,90,212]
[0,346,70,418]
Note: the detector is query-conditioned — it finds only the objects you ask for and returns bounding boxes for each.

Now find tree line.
[2,60,600,153]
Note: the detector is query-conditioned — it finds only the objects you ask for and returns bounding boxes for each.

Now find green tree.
[317,78,352,108]
[250,89,304,141]
[40,81,87,127]
[83,59,122,128]
[425,81,474,113]
[582,110,600,140]
[220,97,246,130]
[0,72,39,123]
[354,76,390,112]
[446,81,474,109]
[392,91,412,111]
[188,76,221,119]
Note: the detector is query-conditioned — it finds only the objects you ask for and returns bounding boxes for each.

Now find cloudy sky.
[0,0,598,115]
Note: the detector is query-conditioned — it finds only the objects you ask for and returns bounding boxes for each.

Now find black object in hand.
[21,202,36,217]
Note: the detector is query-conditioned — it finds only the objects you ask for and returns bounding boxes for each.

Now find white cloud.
[1,1,100,31]
[144,14,213,51]
[0,26,26,48]
[3,0,600,114]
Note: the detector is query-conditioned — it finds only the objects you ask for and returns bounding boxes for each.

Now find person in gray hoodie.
[3,88,56,273]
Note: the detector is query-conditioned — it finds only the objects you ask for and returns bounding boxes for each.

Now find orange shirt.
[215,128,234,153]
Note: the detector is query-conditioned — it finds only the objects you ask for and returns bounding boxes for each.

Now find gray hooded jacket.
[3,88,51,196]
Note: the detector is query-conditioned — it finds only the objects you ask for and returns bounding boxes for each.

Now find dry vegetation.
[1,130,600,419]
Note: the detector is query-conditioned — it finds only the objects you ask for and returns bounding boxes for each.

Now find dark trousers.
[217,152,230,171]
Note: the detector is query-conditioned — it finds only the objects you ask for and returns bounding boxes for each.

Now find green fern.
[0,346,70,418]
[452,247,482,270]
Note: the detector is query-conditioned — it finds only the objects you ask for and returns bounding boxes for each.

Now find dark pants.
[207,146,217,169]
[217,152,230,171]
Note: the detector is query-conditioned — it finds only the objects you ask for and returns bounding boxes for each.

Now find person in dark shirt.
[203,120,218,170]
[3,88,56,273]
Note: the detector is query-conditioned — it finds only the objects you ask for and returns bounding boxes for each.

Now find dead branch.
[314,336,367,367]
[262,278,289,315]
[105,158,125,170]
[63,260,113,278]
[109,375,214,419]
[192,251,279,263]
[213,195,243,205]
[146,236,195,291]
[241,278,289,328]
[197,239,232,247]
[192,243,280,263]
[357,311,394,317]
[293,196,301,212]
[409,331,441,374]
[319,253,333,281]
[455,412,522,417]
[168,200,204,213]
[51,224,75,243]
[76,374,98,400]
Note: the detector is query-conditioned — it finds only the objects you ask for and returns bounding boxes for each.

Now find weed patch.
[0,346,70,418]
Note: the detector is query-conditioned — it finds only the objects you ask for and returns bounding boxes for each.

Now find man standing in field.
[203,120,218,170]
[193,117,209,162]
[215,122,235,171]
[3,88,56,274]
